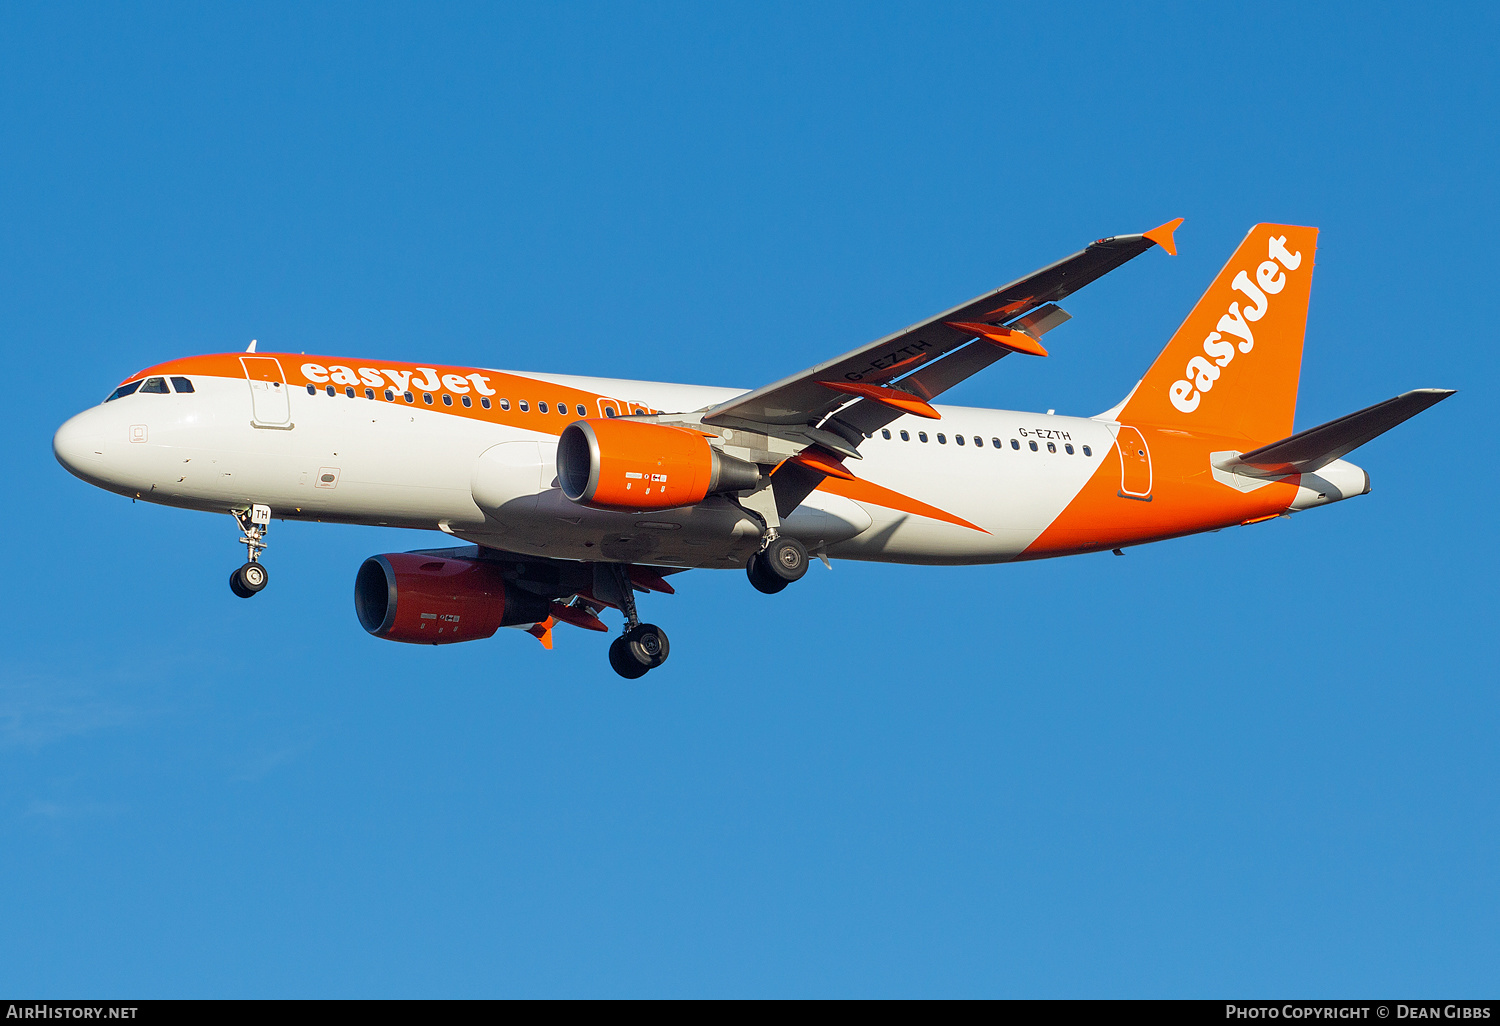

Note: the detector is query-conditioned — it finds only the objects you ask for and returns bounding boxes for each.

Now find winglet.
[1143,218,1184,256]
[245,339,258,353]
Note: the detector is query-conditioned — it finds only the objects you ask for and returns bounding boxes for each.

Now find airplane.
[53,220,1453,678]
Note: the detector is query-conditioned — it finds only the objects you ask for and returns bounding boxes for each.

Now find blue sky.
[2,2,1496,997]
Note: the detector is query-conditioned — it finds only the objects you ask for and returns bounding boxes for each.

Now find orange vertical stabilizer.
[1120,223,1318,446]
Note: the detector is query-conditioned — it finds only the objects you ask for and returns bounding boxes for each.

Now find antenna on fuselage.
[246,339,258,353]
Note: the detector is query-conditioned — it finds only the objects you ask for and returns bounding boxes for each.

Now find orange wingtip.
[1143,217,1184,256]
[527,617,555,649]
[817,380,940,419]
[788,447,856,481]
[945,322,1048,358]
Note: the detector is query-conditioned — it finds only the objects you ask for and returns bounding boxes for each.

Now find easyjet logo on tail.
[1169,235,1303,414]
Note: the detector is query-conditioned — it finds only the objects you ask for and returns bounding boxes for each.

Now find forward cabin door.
[1116,425,1152,500]
[241,356,292,428]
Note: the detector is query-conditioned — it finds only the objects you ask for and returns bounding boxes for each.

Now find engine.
[354,552,551,645]
[556,418,760,512]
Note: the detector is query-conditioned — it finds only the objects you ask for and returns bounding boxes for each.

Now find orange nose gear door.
[1116,426,1152,500]
[241,357,292,428]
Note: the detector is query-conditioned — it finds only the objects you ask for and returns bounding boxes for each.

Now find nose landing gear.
[602,564,670,679]
[229,504,272,599]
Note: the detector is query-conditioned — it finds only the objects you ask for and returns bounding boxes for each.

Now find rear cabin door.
[1116,425,1152,500]
[241,357,292,428]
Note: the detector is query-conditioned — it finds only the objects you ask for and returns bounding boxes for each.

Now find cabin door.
[1116,426,1152,500]
[241,357,292,428]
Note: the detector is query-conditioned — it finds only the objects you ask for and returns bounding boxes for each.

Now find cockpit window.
[139,377,169,393]
[170,376,194,393]
[105,380,143,402]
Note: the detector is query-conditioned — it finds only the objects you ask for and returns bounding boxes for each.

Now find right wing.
[702,218,1183,437]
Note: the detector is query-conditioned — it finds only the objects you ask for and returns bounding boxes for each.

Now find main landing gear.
[746,534,809,595]
[229,504,272,599]
[604,564,670,679]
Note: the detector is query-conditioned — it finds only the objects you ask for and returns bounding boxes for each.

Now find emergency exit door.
[241,356,292,428]
[1116,426,1152,500]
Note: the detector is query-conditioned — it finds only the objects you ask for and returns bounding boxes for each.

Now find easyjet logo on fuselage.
[302,362,497,398]
[1168,235,1303,414]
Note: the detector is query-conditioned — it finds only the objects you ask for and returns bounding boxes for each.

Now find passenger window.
[326,385,336,396]
[881,429,891,439]
[1047,442,1056,453]
[346,386,356,398]
[1011,439,1020,450]
[955,434,965,445]
[558,401,567,415]
[900,430,910,441]
[140,377,169,393]
[481,397,491,409]
[384,388,394,401]
[442,394,453,406]
[105,380,143,402]
[1029,440,1038,451]
[1082,445,1092,457]
[576,404,587,417]
[538,401,549,413]
[498,398,510,410]
[462,395,472,408]
[403,391,414,403]
[364,387,374,399]
[633,408,646,416]
[423,393,433,405]
[170,376,194,393]
[519,400,529,412]
[919,432,929,443]
[937,433,947,444]
[603,405,616,417]
[306,383,317,395]
[992,438,1001,448]
[974,436,982,447]
[1065,443,1074,454]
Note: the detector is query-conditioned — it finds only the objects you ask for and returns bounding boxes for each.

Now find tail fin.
[1120,223,1319,444]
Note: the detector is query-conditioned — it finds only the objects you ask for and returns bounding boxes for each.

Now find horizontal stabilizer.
[1227,388,1454,477]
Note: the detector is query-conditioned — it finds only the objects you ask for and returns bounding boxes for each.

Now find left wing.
[701,219,1182,437]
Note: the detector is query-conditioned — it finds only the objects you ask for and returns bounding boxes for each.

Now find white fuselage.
[54,365,1123,569]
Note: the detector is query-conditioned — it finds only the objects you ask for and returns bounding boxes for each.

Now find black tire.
[609,636,650,679]
[231,562,268,598]
[746,553,790,594]
[239,562,268,592]
[765,536,808,582]
[625,623,670,668]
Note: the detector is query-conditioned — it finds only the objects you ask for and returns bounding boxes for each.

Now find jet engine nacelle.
[557,419,760,512]
[354,552,551,645]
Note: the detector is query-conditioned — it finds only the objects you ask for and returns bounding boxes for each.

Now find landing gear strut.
[604,563,670,679]
[229,504,272,599]
[747,534,808,594]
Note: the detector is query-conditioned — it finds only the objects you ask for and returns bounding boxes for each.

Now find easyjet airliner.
[53,221,1451,677]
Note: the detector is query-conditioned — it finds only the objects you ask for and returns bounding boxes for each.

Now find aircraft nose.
[53,410,108,480]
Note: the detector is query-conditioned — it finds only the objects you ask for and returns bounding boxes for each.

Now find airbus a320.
[53,221,1452,677]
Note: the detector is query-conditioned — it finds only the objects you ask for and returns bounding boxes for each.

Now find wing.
[702,219,1183,435]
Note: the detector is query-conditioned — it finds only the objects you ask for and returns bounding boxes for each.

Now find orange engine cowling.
[354,552,551,645]
[557,418,760,512]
